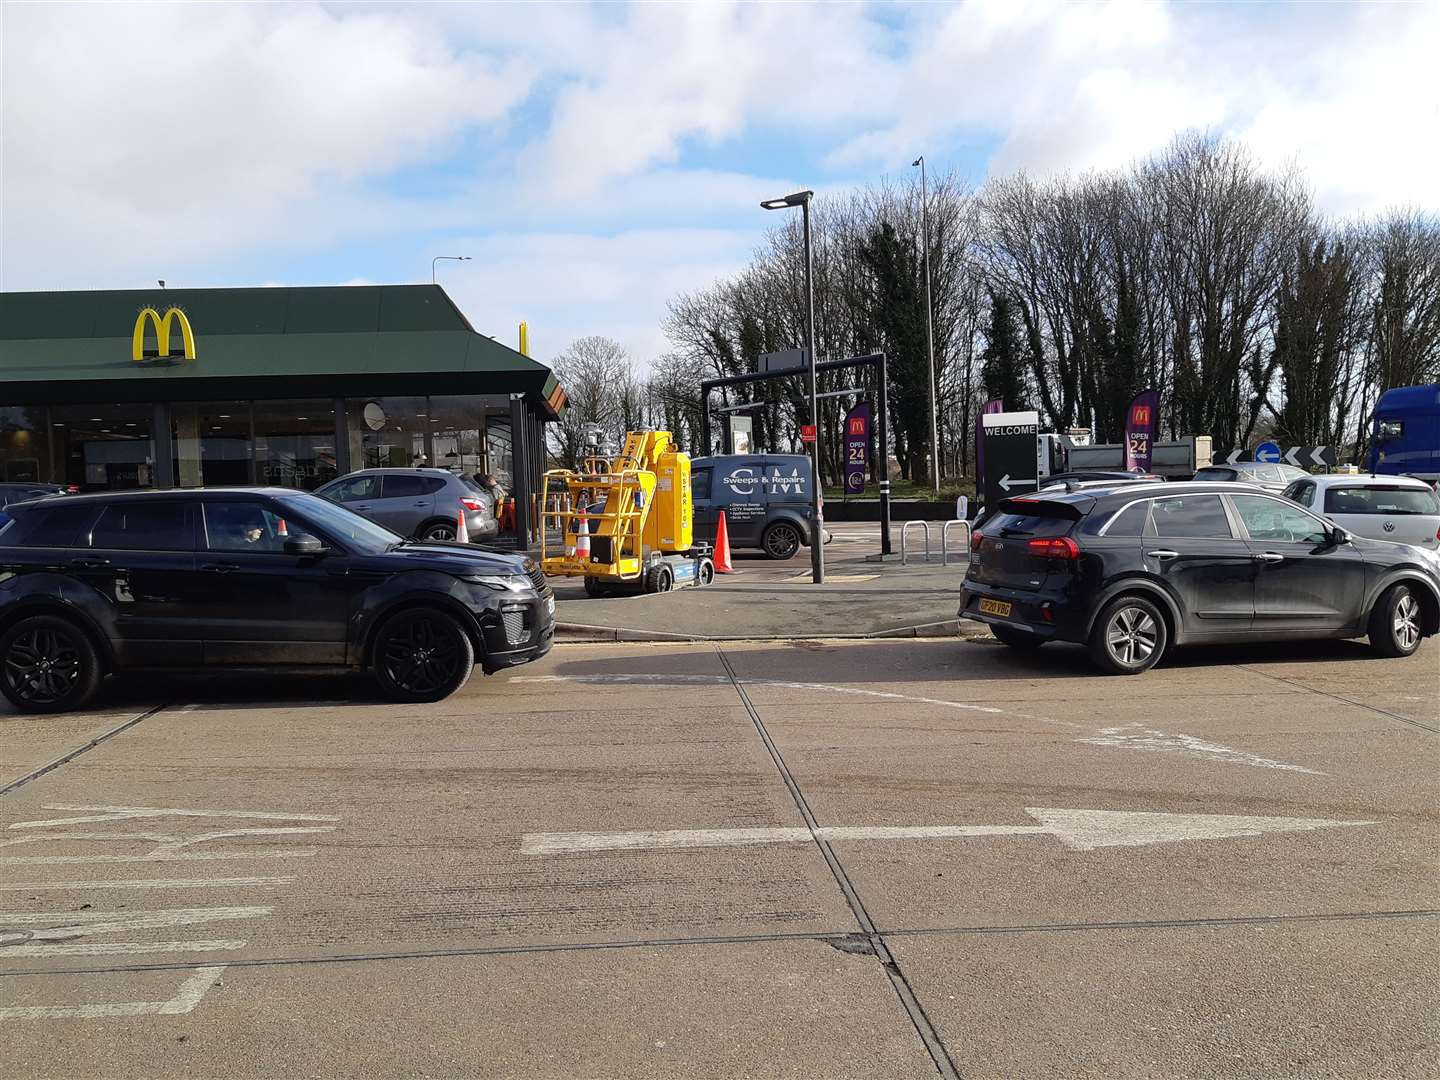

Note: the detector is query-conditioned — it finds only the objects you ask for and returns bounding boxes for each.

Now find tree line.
[551,132,1439,483]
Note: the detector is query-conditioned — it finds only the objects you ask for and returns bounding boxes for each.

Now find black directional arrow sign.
[982,411,1040,507]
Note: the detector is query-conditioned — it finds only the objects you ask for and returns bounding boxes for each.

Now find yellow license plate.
[979,598,1012,617]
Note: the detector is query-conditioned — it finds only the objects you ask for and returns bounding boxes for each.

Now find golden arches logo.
[131,306,197,362]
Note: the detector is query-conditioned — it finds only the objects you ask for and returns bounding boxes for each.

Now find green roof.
[0,285,561,410]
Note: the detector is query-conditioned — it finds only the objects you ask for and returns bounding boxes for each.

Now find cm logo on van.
[720,466,807,496]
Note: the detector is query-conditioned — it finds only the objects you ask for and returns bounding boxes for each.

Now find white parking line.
[0,966,226,1021]
[10,806,340,829]
[4,940,248,957]
[0,876,296,891]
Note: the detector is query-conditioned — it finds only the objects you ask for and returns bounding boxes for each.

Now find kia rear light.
[971,528,984,553]
[460,497,484,513]
[1027,536,1080,559]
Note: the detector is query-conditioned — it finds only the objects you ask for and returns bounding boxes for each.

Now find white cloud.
[2,0,1435,355]
[440,228,755,367]
[1,1,527,285]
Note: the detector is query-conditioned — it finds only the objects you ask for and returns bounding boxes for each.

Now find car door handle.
[68,557,111,569]
[1145,549,1180,560]
[413,501,429,507]
[1252,552,1286,563]
[353,504,372,511]
[200,562,241,573]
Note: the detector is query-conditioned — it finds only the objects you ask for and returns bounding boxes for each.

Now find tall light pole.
[913,156,940,495]
[761,189,823,584]
[432,255,471,283]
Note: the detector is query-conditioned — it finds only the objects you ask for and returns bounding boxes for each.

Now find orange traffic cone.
[713,510,734,573]
[455,507,470,544]
[276,518,288,536]
[575,514,591,561]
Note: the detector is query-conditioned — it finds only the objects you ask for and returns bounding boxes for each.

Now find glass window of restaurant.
[252,400,338,491]
[1,405,55,484]
[50,403,156,491]
[173,402,253,487]
[344,397,429,470]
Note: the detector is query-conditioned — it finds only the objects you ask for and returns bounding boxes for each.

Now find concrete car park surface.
[0,635,1436,1079]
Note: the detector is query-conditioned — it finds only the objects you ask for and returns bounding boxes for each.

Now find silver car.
[1283,474,1440,550]
[1193,461,1311,493]
[314,468,499,542]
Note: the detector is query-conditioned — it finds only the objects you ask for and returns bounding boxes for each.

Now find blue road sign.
[1254,441,1281,463]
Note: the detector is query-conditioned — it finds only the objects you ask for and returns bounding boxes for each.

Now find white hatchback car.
[1283,474,1440,550]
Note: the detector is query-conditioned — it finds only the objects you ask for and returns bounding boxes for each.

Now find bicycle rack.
[900,520,932,565]
[940,519,971,566]
[901,519,971,565]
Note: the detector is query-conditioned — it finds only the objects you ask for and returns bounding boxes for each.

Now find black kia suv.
[960,481,1440,674]
[0,489,554,712]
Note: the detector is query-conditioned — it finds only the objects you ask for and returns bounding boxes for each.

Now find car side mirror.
[1330,526,1350,546]
[284,536,328,556]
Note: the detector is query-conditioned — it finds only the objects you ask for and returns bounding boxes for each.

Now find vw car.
[0,489,553,713]
[314,468,499,543]
[959,481,1439,674]
[1282,474,1440,550]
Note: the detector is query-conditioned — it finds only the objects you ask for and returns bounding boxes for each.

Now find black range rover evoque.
[960,481,1440,674]
[0,489,554,712]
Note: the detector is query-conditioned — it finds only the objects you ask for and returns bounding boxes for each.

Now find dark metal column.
[510,395,530,542]
[152,403,174,490]
[333,398,350,476]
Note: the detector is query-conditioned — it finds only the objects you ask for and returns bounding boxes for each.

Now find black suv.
[0,489,554,712]
[960,481,1440,674]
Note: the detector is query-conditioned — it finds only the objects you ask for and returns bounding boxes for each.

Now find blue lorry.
[1368,383,1440,485]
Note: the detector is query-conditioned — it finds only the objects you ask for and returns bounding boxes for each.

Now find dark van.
[692,455,816,559]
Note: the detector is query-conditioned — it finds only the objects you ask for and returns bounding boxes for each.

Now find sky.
[2,1,1436,367]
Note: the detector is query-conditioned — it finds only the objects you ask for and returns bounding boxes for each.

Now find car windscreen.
[1192,467,1237,482]
[276,494,401,554]
[1324,486,1440,516]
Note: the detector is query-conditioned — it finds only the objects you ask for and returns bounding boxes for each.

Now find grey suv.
[315,469,498,542]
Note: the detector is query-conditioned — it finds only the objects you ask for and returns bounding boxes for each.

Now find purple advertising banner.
[1124,388,1160,472]
[843,402,872,494]
[975,398,1004,492]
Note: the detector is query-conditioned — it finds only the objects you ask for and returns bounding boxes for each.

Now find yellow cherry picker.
[540,430,715,597]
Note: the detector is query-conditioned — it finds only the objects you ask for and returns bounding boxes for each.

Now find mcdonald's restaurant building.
[0,285,566,537]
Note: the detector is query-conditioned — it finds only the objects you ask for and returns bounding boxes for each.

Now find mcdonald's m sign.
[1131,404,1151,427]
[131,306,197,364]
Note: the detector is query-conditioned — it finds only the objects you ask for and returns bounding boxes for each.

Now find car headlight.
[464,573,531,592]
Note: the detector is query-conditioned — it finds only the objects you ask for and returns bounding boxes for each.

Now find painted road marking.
[0,966,226,1021]
[9,805,341,829]
[1078,725,1322,774]
[522,808,1375,855]
[515,673,1321,772]
[1,805,337,1023]
[1,905,272,937]
[4,940,248,957]
[0,876,296,891]
[514,673,1008,715]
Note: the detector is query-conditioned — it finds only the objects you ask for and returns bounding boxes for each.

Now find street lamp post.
[761,190,823,585]
[432,255,471,283]
[913,156,940,496]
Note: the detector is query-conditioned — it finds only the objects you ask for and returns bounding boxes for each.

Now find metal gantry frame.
[699,351,893,556]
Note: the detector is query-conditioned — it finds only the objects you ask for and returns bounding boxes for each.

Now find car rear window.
[988,500,1081,537]
[1324,486,1439,515]
[382,474,432,499]
[1150,495,1233,539]
[1193,467,1236,482]
[1,502,101,548]
[89,502,191,551]
[692,468,713,501]
[1099,501,1149,537]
